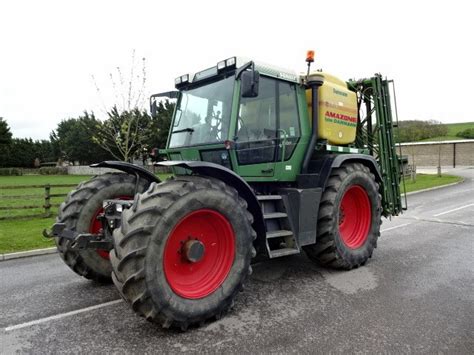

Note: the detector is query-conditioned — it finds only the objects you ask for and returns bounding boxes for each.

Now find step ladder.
[257,194,300,258]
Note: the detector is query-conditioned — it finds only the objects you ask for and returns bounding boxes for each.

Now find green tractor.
[46,53,405,330]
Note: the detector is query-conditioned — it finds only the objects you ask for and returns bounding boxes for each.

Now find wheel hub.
[338,185,371,249]
[182,239,205,263]
[163,209,235,299]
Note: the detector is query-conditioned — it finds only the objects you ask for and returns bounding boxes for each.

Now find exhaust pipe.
[302,74,324,174]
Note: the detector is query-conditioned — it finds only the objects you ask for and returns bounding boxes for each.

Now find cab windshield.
[169,76,234,148]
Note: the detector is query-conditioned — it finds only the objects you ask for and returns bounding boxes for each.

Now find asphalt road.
[1,168,473,354]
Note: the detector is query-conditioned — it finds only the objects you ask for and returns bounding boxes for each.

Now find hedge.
[38,167,68,175]
[0,168,23,176]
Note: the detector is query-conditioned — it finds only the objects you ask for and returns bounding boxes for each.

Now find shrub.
[396,120,448,143]
[456,128,474,139]
[0,168,23,176]
[39,167,68,175]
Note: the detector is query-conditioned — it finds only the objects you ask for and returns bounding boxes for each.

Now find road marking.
[4,299,122,332]
[401,216,474,227]
[433,203,474,217]
[381,223,411,232]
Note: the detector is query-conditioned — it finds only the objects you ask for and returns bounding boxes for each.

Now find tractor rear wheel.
[303,163,381,269]
[55,173,149,283]
[110,176,256,330]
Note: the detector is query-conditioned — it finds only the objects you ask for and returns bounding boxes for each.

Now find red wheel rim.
[89,195,132,260]
[163,209,235,299]
[339,185,371,249]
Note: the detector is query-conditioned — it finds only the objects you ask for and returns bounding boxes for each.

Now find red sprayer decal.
[325,111,357,127]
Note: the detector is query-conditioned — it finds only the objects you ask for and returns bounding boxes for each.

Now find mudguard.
[306,154,383,191]
[157,160,265,242]
[91,161,161,184]
[331,154,382,182]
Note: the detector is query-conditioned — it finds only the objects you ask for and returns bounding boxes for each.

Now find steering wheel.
[208,110,222,141]
[236,116,252,142]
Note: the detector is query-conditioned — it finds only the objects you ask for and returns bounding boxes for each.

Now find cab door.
[233,76,278,178]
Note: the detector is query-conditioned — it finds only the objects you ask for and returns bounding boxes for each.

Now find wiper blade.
[172,127,194,134]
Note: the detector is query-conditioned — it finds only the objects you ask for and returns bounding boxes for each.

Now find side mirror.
[150,100,158,119]
[241,70,260,98]
[149,91,179,119]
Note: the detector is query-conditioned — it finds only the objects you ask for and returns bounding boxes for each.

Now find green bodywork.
[161,63,403,216]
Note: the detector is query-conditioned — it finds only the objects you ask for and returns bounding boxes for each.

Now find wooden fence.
[0,184,76,220]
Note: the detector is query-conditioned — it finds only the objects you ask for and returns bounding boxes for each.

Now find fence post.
[453,143,456,168]
[44,184,51,217]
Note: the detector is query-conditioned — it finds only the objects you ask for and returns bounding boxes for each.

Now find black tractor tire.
[55,173,150,283]
[110,176,256,330]
[303,163,382,269]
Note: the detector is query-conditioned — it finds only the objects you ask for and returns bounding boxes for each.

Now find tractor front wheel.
[110,176,256,330]
[55,173,149,282]
[303,163,382,269]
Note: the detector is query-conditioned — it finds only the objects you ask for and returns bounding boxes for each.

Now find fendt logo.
[333,88,348,97]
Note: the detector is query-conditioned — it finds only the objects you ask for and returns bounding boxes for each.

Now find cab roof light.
[217,57,237,72]
[175,74,190,89]
[225,57,236,68]
[217,60,226,71]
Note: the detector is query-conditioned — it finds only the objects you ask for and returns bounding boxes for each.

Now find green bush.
[395,120,448,142]
[456,128,474,139]
[0,168,23,176]
[39,167,68,175]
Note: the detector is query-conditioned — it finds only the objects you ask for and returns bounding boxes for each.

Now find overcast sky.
[1,0,472,140]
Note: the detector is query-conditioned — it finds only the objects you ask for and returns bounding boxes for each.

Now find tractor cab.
[150,57,310,182]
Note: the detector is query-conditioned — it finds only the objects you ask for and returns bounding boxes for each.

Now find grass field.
[0,172,464,254]
[446,122,474,136]
[0,217,56,253]
[0,175,93,218]
[402,174,463,193]
[420,122,474,141]
[0,175,92,186]
[0,176,95,253]
[0,173,171,253]
[0,174,171,218]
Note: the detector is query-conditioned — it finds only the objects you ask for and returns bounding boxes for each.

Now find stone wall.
[67,166,117,175]
[400,140,474,167]
[67,165,171,175]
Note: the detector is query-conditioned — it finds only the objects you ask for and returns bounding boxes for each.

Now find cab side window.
[235,77,277,164]
[278,81,300,160]
[235,77,300,165]
[237,77,277,142]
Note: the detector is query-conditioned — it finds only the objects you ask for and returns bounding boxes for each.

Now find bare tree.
[91,50,150,162]
[92,107,150,162]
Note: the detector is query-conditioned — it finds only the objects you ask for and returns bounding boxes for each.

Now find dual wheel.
[55,174,255,329]
[55,163,380,329]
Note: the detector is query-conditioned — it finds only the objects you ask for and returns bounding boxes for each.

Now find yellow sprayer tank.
[305,72,358,145]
